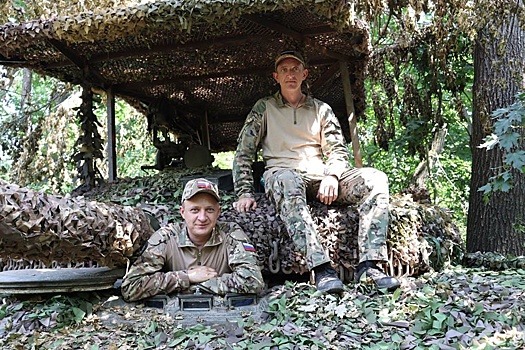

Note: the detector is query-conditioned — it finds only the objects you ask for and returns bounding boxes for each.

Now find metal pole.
[106,88,117,181]
[339,61,363,167]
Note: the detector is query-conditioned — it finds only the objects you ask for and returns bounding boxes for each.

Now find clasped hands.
[187,265,218,283]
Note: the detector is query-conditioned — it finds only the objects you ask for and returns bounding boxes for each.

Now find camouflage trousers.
[263,167,389,270]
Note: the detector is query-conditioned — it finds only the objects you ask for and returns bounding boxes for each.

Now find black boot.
[313,263,344,294]
[355,261,400,291]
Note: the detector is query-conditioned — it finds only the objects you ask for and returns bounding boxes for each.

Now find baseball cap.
[181,178,220,203]
[274,50,306,70]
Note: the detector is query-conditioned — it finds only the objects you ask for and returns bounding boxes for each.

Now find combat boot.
[313,263,344,294]
[355,261,400,291]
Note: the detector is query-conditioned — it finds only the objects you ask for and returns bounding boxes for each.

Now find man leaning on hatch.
[232,49,401,294]
[121,178,265,302]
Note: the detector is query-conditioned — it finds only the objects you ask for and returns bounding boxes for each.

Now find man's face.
[180,193,221,241]
[273,58,308,91]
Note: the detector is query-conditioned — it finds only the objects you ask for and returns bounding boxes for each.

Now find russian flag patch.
[243,243,256,252]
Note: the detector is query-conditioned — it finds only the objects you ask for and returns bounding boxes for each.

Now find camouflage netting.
[0,180,154,270]
[0,0,370,152]
[0,170,463,279]
[220,193,463,279]
[463,251,525,270]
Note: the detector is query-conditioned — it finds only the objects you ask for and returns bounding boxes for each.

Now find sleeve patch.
[242,243,256,252]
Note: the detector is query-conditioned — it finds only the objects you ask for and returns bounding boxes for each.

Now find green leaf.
[197,333,214,344]
[499,132,521,150]
[391,332,403,343]
[167,338,189,347]
[494,116,515,134]
[491,107,510,119]
[144,321,158,334]
[364,307,377,324]
[505,151,525,171]
[493,178,513,192]
[390,286,402,302]
[432,312,447,330]
[71,306,86,323]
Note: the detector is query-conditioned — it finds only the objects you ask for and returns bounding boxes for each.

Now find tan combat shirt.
[121,221,264,302]
[233,91,350,197]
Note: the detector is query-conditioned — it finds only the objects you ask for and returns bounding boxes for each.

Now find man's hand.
[317,175,339,205]
[187,266,218,283]
[233,196,257,212]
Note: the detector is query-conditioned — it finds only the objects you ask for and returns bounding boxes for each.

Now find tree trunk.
[20,68,32,115]
[467,1,525,255]
[411,124,448,188]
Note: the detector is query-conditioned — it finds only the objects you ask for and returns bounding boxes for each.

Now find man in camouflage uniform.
[232,50,400,293]
[121,178,264,302]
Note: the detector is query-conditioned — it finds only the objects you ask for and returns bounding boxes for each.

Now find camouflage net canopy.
[0,170,463,280]
[0,0,369,152]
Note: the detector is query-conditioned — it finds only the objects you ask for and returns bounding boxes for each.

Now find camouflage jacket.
[121,221,264,302]
[233,91,350,197]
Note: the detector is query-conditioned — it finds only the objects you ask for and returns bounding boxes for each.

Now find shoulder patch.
[242,242,256,252]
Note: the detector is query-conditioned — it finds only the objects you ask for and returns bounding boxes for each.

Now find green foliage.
[0,68,157,193]
[0,293,97,333]
[0,144,13,179]
[0,70,80,193]
[478,92,525,200]
[212,151,234,169]
[93,99,156,180]
[0,0,474,235]
[361,7,474,233]
[360,78,472,233]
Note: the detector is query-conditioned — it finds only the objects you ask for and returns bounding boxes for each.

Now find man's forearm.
[121,270,190,302]
[232,152,255,197]
[199,265,264,295]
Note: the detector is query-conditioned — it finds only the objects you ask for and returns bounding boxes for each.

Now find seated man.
[232,50,400,294]
[121,178,265,302]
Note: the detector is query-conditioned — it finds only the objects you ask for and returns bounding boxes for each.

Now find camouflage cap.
[181,178,220,203]
[274,50,306,70]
